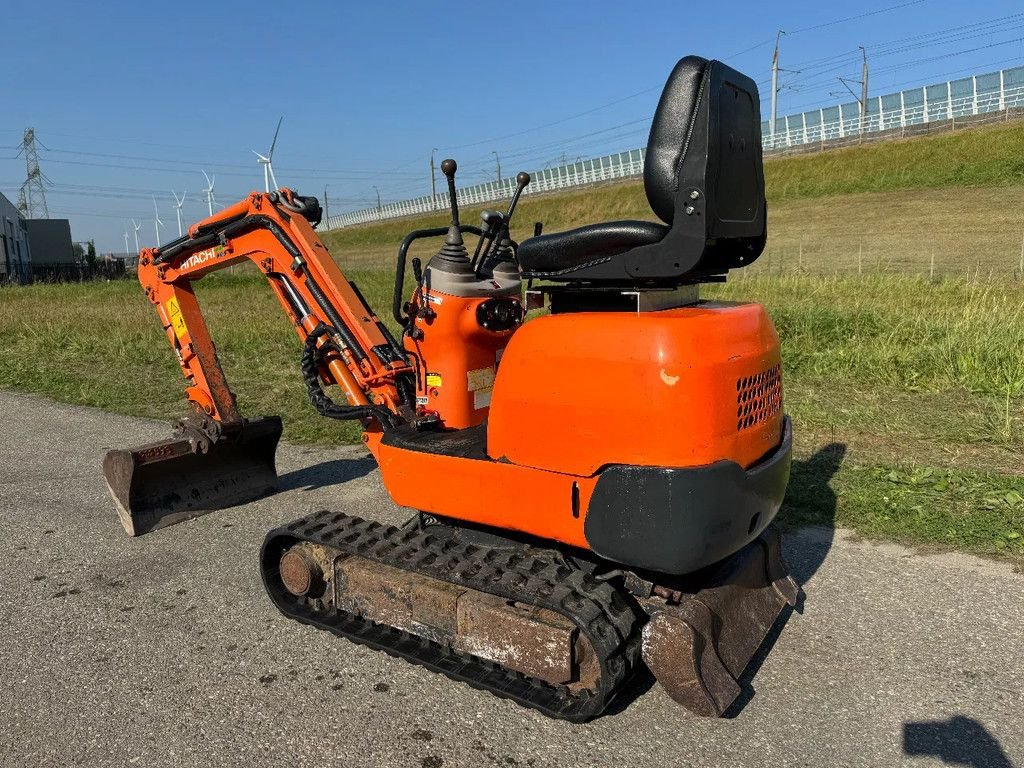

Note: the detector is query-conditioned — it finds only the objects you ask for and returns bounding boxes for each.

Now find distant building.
[0,192,32,284]
[26,219,74,271]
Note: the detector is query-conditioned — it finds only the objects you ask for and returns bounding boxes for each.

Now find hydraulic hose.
[301,324,395,429]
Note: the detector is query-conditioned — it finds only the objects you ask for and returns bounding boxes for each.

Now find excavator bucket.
[103,416,282,536]
[641,525,800,716]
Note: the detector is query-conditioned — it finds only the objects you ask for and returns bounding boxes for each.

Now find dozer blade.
[641,524,800,716]
[103,416,283,537]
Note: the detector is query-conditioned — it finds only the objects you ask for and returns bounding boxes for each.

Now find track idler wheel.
[279,544,330,598]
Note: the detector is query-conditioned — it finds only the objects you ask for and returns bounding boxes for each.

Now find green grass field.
[2,121,1022,563]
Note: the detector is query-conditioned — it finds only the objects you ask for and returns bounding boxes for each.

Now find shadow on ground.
[779,442,847,585]
[278,456,377,492]
[904,715,1015,768]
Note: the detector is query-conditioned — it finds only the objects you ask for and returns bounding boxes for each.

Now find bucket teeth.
[103,415,283,536]
[640,525,800,716]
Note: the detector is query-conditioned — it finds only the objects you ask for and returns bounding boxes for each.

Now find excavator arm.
[139,189,412,425]
[105,189,413,535]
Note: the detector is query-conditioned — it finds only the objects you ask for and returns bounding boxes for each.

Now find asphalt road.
[1,390,1021,768]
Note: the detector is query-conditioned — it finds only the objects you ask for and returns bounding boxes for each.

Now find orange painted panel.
[404,291,519,429]
[487,302,784,476]
[378,443,594,550]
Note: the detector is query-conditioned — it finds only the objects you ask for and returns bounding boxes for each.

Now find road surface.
[0,391,1020,768]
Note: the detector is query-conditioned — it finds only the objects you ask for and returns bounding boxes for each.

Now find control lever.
[472,210,505,268]
[431,158,472,266]
[441,158,460,229]
[478,172,530,274]
[505,172,531,224]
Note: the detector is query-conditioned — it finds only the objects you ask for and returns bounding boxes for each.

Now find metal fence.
[764,65,1024,150]
[322,149,646,229]
[322,65,1024,230]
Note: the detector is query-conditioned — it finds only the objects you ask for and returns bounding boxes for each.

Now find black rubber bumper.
[584,416,792,576]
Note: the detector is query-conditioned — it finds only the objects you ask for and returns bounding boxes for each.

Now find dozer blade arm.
[105,189,413,535]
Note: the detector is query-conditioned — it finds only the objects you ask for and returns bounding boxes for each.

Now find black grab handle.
[392,224,483,327]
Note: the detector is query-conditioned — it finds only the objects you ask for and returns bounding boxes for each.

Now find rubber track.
[261,510,641,722]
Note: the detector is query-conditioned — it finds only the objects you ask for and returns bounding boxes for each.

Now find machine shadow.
[904,716,1015,768]
[277,456,378,492]
[778,442,848,587]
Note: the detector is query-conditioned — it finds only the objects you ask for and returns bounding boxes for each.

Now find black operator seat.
[517,56,768,284]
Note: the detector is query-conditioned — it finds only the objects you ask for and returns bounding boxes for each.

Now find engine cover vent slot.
[736,365,781,431]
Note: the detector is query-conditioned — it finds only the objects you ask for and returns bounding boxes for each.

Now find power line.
[786,0,927,35]
[779,55,1024,114]
[36,147,420,179]
[776,14,1024,91]
[784,36,1024,97]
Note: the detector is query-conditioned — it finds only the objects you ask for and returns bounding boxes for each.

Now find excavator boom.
[104,189,412,535]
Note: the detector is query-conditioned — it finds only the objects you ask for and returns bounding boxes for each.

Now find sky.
[1,0,1022,253]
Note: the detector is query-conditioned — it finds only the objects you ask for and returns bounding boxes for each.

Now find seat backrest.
[516,56,767,287]
[626,56,766,280]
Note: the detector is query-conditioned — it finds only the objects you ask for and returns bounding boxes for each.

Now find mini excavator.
[104,56,799,720]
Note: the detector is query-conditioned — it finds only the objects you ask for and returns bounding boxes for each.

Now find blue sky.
[1,0,1022,252]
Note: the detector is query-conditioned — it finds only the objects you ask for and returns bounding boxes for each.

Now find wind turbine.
[152,197,165,246]
[201,170,216,216]
[123,230,130,258]
[253,117,283,192]
[131,219,142,253]
[172,190,187,236]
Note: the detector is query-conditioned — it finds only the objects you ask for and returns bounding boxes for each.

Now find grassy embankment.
[323,119,1024,277]
[2,122,1023,562]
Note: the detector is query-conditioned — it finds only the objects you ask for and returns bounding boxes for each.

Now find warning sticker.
[426,372,443,388]
[474,387,493,410]
[467,366,496,392]
[166,296,188,341]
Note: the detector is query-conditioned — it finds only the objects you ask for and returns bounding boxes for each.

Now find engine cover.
[486,301,784,475]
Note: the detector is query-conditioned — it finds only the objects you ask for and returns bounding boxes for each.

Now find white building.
[0,192,32,284]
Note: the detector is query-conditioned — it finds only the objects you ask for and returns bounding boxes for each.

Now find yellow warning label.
[166,296,188,341]
[426,372,443,388]
[467,366,496,392]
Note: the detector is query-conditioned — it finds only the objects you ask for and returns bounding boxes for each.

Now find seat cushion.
[518,220,668,277]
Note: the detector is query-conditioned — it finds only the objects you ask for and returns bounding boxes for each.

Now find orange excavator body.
[380,301,784,554]
[104,55,801,722]
[400,289,518,430]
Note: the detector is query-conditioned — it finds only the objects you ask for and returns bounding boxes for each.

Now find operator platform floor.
[0,390,1021,768]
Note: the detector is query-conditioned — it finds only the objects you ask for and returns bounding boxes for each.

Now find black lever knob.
[440,159,461,229]
[503,170,531,223]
